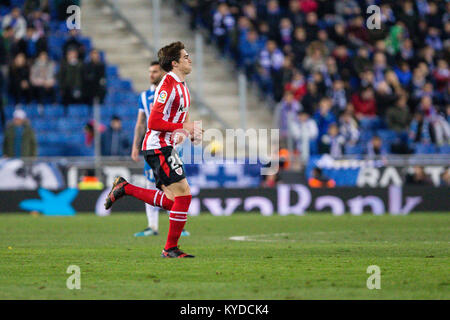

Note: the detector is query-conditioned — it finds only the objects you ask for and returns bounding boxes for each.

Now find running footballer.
[104,42,201,258]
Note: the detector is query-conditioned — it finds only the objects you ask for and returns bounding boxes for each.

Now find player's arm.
[131,110,147,162]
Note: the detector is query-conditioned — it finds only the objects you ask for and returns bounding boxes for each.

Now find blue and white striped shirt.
[138,85,156,119]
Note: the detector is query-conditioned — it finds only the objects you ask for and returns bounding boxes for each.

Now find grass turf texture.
[0,212,449,299]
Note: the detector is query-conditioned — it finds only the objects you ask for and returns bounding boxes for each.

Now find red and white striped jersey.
[142,71,191,150]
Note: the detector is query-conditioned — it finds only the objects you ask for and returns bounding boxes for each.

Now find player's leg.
[104,177,174,210]
[160,178,194,258]
[161,184,190,237]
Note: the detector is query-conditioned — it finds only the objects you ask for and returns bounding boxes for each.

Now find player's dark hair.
[158,41,185,72]
[150,60,160,67]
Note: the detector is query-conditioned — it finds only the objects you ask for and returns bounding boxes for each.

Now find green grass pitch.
[0,212,449,299]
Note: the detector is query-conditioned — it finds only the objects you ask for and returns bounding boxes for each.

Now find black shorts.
[143,146,186,190]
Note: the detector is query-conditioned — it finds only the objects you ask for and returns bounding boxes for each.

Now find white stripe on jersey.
[139,85,155,119]
[163,88,176,121]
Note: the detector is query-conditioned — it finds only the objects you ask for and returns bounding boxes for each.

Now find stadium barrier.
[1,158,449,191]
[0,185,448,215]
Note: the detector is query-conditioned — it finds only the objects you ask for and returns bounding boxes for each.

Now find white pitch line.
[229,233,295,242]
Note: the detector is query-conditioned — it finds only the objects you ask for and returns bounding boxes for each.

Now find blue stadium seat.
[376,129,397,142]
[439,144,450,154]
[414,143,437,154]
[22,104,40,118]
[80,37,92,51]
[11,0,25,8]
[0,6,11,16]
[44,105,64,118]
[68,104,90,118]
[107,65,119,77]
[345,144,364,155]
[48,35,64,60]
[359,130,374,144]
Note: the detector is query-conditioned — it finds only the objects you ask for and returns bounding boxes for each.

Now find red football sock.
[165,195,191,250]
[124,183,173,210]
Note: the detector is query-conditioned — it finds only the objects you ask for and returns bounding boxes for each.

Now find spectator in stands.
[16,26,47,59]
[30,51,56,106]
[367,136,388,156]
[63,28,85,61]
[302,41,326,73]
[334,0,360,19]
[59,49,83,110]
[278,17,293,47]
[405,166,433,186]
[8,53,31,106]
[308,167,336,188]
[284,69,307,102]
[440,169,450,187]
[332,44,352,81]
[433,59,450,93]
[301,82,321,115]
[257,39,284,100]
[375,80,398,118]
[231,16,251,58]
[26,8,50,38]
[353,47,371,76]
[82,49,106,106]
[101,116,130,156]
[409,111,436,145]
[304,12,319,41]
[276,90,301,138]
[346,15,369,46]
[319,123,345,157]
[313,97,336,138]
[2,7,27,40]
[394,61,412,87]
[317,28,335,54]
[0,26,15,68]
[279,56,294,90]
[289,111,319,155]
[212,2,235,56]
[339,110,359,146]
[352,85,377,120]
[2,109,37,157]
[239,29,264,80]
[330,79,348,115]
[262,0,282,35]
[291,26,308,69]
[387,95,412,135]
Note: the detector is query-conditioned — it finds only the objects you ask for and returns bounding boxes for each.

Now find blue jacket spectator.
[101,116,131,156]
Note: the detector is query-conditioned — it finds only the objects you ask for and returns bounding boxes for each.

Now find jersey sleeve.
[138,92,145,113]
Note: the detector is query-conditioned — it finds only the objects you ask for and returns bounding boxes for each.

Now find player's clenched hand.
[131,147,140,162]
[182,121,196,136]
[191,121,203,145]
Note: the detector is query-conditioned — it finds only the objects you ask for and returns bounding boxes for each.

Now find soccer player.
[131,61,190,238]
[105,42,201,258]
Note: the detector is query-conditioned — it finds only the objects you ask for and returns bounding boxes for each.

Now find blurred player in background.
[106,42,201,258]
[131,61,189,238]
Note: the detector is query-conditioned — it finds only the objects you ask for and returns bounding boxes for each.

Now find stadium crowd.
[182,0,450,156]
[0,2,106,114]
[0,0,128,157]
